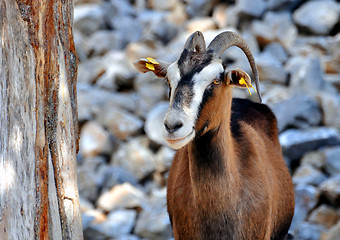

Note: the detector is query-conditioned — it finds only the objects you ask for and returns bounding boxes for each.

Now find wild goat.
[134,31,295,240]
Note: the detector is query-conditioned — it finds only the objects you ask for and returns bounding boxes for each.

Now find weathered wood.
[0,0,83,239]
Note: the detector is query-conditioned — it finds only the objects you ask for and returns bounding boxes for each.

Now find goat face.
[134,31,261,149]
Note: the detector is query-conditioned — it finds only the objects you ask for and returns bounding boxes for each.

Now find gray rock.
[155,146,175,173]
[84,209,137,239]
[236,0,267,18]
[251,11,297,49]
[318,93,340,129]
[290,185,320,233]
[308,204,339,229]
[323,221,340,240]
[186,17,217,33]
[98,107,143,141]
[320,176,340,205]
[74,30,90,62]
[111,137,156,180]
[324,147,340,176]
[279,127,340,160]
[270,95,322,132]
[134,208,172,240]
[263,42,288,64]
[292,165,327,186]
[87,30,125,56]
[74,4,105,36]
[99,166,138,193]
[294,222,326,240]
[186,0,217,17]
[78,57,106,84]
[97,183,149,212]
[293,1,340,35]
[149,0,177,11]
[256,52,288,84]
[300,151,325,170]
[79,121,114,157]
[145,102,169,145]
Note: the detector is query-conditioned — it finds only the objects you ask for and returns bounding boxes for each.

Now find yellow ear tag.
[239,77,257,95]
[145,57,159,71]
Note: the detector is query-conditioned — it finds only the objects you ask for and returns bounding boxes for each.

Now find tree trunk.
[0,0,83,239]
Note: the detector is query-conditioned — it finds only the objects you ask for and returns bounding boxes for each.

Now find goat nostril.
[164,121,183,133]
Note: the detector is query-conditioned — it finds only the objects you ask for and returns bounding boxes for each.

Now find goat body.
[167,98,295,240]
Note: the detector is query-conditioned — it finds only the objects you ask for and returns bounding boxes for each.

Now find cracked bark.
[0,0,83,239]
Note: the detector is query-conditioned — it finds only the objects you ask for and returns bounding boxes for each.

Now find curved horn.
[184,31,206,52]
[208,31,262,103]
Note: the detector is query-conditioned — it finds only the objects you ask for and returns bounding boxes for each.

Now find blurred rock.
[186,17,217,33]
[236,0,267,18]
[87,30,125,56]
[292,165,327,186]
[290,185,320,233]
[84,209,136,239]
[324,147,340,177]
[320,176,340,205]
[99,166,138,193]
[134,208,172,240]
[323,221,340,240]
[97,183,148,212]
[78,57,106,84]
[186,0,218,17]
[78,156,107,202]
[293,1,340,35]
[279,127,340,160]
[251,11,297,49]
[317,93,340,129]
[300,151,325,170]
[79,121,115,157]
[263,42,288,64]
[256,52,287,84]
[212,4,228,29]
[308,204,339,229]
[149,0,177,11]
[270,95,322,133]
[155,146,175,173]
[294,222,326,240]
[111,137,156,180]
[74,4,105,35]
[74,30,90,62]
[145,102,169,145]
[98,107,143,141]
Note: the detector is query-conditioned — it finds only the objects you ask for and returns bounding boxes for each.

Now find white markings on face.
[164,59,224,149]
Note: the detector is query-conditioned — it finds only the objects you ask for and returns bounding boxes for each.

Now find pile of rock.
[74,0,340,239]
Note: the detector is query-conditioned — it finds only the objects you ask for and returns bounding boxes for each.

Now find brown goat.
[134,31,295,240]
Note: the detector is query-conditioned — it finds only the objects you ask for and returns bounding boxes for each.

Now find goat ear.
[225,69,251,87]
[133,58,169,78]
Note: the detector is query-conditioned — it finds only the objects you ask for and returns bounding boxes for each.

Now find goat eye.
[212,79,221,85]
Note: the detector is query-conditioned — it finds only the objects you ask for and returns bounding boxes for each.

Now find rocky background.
[74,0,340,239]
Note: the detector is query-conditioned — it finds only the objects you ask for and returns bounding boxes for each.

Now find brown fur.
[167,84,295,240]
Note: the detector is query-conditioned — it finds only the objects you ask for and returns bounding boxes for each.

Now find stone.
[74,4,105,35]
[300,151,325,170]
[324,147,340,176]
[308,204,339,229]
[236,0,267,18]
[155,146,175,173]
[84,209,136,239]
[185,0,217,17]
[149,0,177,11]
[78,156,107,202]
[294,222,326,240]
[79,121,114,157]
[317,93,340,129]
[320,176,340,205]
[290,185,320,233]
[97,183,149,212]
[292,165,327,187]
[270,95,322,132]
[263,42,288,64]
[186,17,217,33]
[134,208,172,240]
[212,4,228,29]
[323,221,340,240]
[78,57,106,84]
[293,1,340,35]
[255,52,288,84]
[99,166,138,193]
[145,102,169,145]
[111,137,156,180]
[87,30,125,56]
[279,127,340,160]
[251,11,297,49]
[97,107,143,141]
[74,30,90,62]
